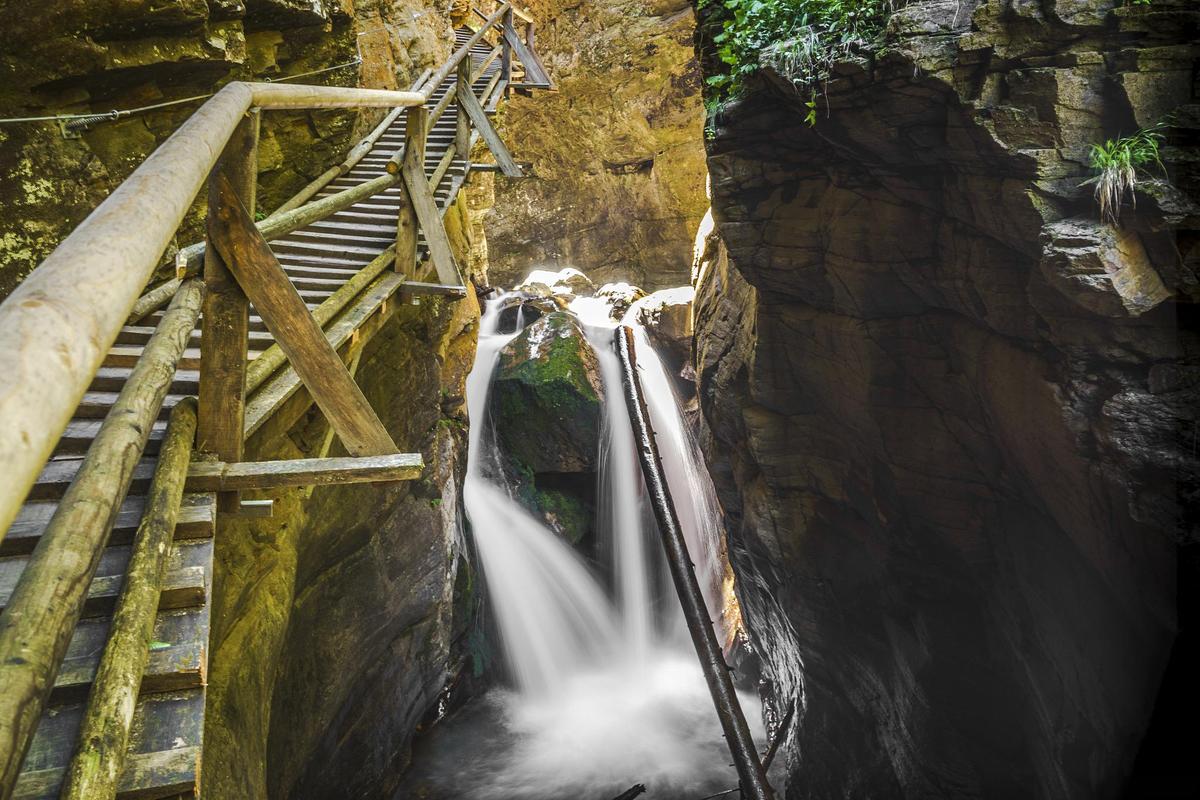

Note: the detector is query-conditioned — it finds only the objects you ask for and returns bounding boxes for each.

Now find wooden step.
[0,562,206,619]
[90,367,200,396]
[15,691,205,800]
[4,493,215,557]
[75,392,188,421]
[57,418,169,457]
[104,346,203,371]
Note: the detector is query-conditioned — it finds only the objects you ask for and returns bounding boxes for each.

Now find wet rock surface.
[693,0,1198,797]
[491,310,603,545]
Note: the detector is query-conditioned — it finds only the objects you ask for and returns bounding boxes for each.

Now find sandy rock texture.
[480,0,709,290]
[692,0,1198,797]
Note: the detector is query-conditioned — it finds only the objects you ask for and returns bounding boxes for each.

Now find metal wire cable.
[0,57,363,129]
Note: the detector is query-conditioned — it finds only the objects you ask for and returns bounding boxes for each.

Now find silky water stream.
[397,289,768,799]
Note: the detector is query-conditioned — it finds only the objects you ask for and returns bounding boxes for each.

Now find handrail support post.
[395,105,428,278]
[198,110,259,513]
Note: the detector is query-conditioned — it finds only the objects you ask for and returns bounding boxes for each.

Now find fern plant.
[1082,123,1166,224]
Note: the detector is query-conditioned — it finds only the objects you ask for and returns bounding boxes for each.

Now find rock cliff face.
[481,0,709,289]
[0,0,451,298]
[693,0,1198,797]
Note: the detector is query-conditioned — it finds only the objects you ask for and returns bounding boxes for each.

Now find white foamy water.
[404,285,766,799]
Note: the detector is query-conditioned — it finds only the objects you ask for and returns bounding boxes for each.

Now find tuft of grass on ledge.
[1082,122,1167,225]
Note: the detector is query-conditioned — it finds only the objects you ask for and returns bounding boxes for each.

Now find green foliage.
[1082,122,1166,224]
[702,0,898,102]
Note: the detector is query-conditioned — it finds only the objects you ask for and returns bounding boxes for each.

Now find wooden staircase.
[0,19,542,800]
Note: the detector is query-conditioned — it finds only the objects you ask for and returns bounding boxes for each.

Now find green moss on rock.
[491,312,603,474]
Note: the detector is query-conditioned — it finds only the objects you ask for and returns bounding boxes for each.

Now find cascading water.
[398,278,767,799]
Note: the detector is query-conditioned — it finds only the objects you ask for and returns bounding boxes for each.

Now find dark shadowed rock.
[694,0,1198,796]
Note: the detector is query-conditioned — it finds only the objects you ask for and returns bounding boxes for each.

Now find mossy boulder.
[491,311,602,474]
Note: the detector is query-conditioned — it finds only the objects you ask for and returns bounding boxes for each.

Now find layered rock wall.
[481,0,709,289]
[693,0,1198,796]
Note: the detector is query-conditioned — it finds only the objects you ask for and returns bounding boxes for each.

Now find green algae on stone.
[490,311,603,475]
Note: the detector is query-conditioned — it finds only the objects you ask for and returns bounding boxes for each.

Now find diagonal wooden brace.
[209,172,398,457]
[502,20,551,87]
[457,77,523,178]
[398,141,466,288]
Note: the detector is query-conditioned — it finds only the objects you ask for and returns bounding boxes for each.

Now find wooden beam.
[126,278,182,326]
[185,453,423,491]
[401,282,470,299]
[500,7,514,94]
[457,74,522,177]
[59,399,198,800]
[0,281,204,800]
[399,142,465,287]
[456,58,473,160]
[502,18,551,87]
[394,105,425,278]
[208,173,398,458]
[244,245,396,392]
[198,112,257,513]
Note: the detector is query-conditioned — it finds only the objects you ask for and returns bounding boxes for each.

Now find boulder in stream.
[492,311,603,475]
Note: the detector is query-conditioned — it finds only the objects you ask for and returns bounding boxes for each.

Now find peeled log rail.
[59,398,199,800]
[0,281,206,800]
[614,326,775,800]
[126,278,182,326]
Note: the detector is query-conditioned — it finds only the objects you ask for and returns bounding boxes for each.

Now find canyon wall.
[0,0,450,299]
[481,0,709,290]
[693,0,1197,797]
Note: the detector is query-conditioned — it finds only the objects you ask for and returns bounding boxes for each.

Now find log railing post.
[59,397,199,800]
[395,105,428,278]
[501,8,514,95]
[456,58,473,164]
[198,110,258,514]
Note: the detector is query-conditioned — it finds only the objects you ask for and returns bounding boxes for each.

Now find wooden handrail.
[0,82,424,541]
[0,280,206,798]
[59,397,199,800]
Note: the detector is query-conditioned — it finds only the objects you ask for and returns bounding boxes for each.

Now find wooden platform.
[1,26,537,799]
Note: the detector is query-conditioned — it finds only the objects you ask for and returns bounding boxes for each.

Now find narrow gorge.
[0,1,1194,799]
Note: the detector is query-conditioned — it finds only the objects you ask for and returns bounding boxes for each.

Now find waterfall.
[406,286,764,799]
[463,299,621,694]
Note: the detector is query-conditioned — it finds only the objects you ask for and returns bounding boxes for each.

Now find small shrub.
[1082,123,1166,224]
[702,0,899,103]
